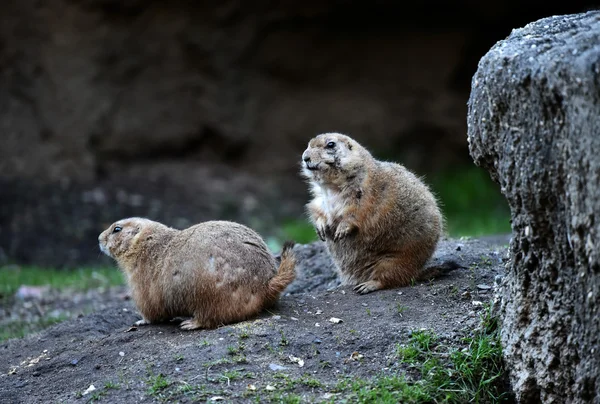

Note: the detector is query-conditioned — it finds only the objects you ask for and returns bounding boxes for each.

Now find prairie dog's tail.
[265,241,297,305]
[416,260,466,283]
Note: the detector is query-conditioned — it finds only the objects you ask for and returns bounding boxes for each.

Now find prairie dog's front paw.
[315,218,327,241]
[134,318,151,326]
[333,220,355,241]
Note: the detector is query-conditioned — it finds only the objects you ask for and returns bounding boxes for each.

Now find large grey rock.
[468,11,600,403]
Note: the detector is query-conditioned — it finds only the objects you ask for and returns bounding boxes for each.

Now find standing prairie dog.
[98,218,296,330]
[301,132,444,294]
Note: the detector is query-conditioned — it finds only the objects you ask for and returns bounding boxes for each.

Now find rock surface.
[468,11,600,403]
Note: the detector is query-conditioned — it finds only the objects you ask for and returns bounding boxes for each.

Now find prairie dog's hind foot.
[353,280,383,295]
[134,318,151,326]
[180,318,206,331]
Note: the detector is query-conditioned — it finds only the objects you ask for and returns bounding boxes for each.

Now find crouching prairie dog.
[98,218,296,330]
[301,132,450,294]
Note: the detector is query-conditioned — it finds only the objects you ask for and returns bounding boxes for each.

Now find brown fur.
[301,133,444,294]
[98,218,296,330]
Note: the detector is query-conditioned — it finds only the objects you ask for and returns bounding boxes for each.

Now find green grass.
[146,372,171,396]
[104,381,120,390]
[0,266,124,299]
[261,393,303,404]
[336,304,509,403]
[221,370,243,382]
[279,165,510,244]
[279,330,289,346]
[334,374,431,403]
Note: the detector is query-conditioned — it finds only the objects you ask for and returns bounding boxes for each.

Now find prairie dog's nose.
[302,151,310,163]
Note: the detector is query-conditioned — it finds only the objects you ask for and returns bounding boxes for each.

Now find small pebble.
[119,352,125,357]
[477,284,492,290]
[269,363,287,371]
[70,359,78,366]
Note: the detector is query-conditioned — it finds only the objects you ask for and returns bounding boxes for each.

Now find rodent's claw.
[353,280,382,294]
[316,226,327,241]
[315,220,328,241]
[333,222,353,241]
[180,319,202,330]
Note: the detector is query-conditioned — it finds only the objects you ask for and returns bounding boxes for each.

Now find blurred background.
[1,0,598,268]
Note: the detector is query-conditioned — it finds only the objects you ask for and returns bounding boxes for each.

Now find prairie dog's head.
[301,133,369,184]
[98,217,156,261]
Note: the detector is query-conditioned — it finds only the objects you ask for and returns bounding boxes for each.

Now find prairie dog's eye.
[325,141,336,149]
[113,226,122,233]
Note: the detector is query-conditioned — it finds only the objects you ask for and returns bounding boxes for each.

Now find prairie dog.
[301,132,443,294]
[98,217,296,330]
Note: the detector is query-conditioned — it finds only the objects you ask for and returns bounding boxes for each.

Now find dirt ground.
[0,236,510,403]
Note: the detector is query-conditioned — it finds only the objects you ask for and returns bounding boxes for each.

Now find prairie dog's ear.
[131,225,147,243]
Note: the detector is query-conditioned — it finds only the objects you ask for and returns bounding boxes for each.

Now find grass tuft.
[336,302,509,403]
[146,372,171,396]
